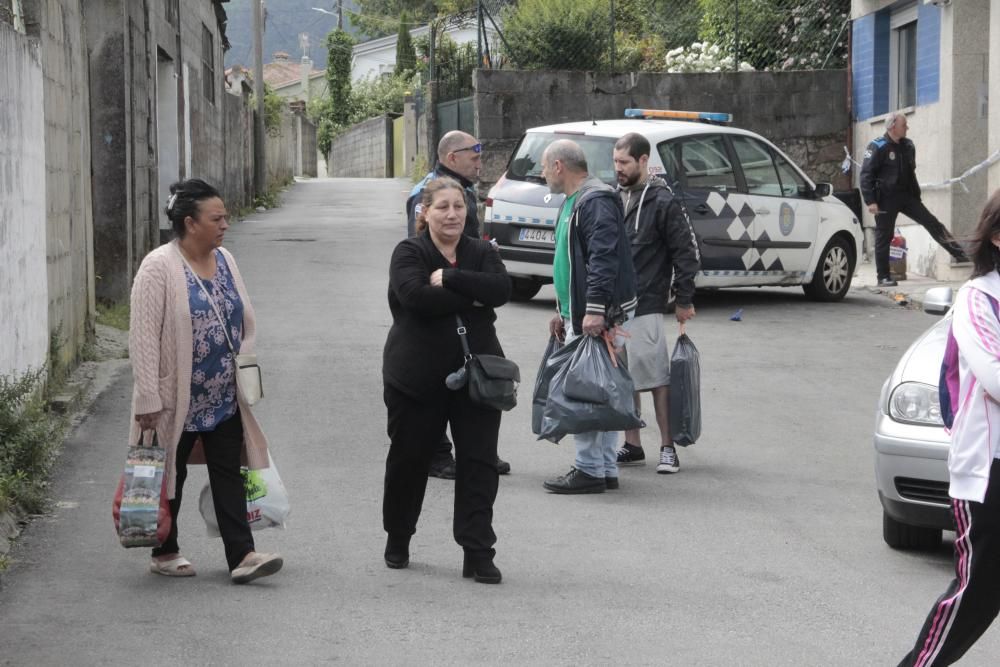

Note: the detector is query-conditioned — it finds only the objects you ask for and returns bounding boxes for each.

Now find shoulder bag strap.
[454,314,472,362]
[174,245,237,355]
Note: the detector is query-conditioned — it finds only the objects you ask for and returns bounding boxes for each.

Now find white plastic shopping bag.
[199,452,290,536]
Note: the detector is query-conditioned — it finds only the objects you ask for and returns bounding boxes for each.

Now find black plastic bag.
[669,333,701,446]
[563,336,617,403]
[538,337,643,443]
[531,335,570,434]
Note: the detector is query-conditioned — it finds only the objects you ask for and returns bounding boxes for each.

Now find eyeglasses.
[452,143,482,155]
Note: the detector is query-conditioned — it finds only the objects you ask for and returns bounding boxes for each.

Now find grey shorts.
[622,313,671,391]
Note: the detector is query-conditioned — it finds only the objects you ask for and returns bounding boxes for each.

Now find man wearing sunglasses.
[407,131,483,240]
[406,131,511,479]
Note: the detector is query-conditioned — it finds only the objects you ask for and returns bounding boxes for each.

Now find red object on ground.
[890,228,907,281]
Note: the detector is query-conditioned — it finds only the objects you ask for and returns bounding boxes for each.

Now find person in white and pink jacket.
[898,188,1000,666]
[129,178,282,584]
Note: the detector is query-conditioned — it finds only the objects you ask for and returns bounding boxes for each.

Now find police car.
[483,109,863,301]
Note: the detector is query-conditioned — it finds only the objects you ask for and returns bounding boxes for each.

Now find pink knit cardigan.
[128,240,270,499]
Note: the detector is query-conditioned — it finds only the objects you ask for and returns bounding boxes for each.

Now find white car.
[483,109,864,302]
[874,287,955,550]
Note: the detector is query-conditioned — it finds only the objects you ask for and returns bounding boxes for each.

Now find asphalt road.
[2,177,996,666]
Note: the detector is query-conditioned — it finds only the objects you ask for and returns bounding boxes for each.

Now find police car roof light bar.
[624,108,733,124]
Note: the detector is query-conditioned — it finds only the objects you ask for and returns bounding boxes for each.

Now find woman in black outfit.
[382,177,511,583]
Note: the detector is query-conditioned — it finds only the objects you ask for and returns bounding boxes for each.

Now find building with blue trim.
[851,0,1000,279]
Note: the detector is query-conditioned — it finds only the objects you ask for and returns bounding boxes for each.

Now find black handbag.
[453,315,520,411]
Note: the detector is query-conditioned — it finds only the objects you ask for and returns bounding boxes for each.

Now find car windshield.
[506,133,618,186]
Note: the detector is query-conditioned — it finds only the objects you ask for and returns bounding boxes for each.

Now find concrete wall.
[296,114,318,178]
[222,90,254,211]
[473,69,851,193]
[327,115,393,178]
[265,113,296,190]
[24,0,95,366]
[989,0,1000,195]
[85,0,228,301]
[0,22,49,379]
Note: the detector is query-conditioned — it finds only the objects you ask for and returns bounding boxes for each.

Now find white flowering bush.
[664,42,753,73]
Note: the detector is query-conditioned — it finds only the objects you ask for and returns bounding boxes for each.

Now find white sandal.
[149,556,196,577]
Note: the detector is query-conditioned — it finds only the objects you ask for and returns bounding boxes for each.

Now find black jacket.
[406,165,480,239]
[860,133,921,206]
[383,233,510,399]
[564,177,638,334]
[620,177,700,314]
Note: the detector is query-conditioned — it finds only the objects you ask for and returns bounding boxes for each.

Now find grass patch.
[0,368,67,515]
[96,301,130,331]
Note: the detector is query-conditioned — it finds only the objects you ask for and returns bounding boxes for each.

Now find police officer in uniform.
[860,111,968,287]
[405,130,511,479]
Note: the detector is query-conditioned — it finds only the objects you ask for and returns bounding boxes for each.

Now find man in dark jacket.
[540,139,638,495]
[860,112,967,287]
[610,133,700,476]
[407,131,482,239]
[405,131,510,478]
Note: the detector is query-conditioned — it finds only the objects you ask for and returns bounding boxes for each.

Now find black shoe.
[605,476,620,490]
[384,534,410,569]
[877,278,898,287]
[543,468,606,494]
[428,454,456,480]
[496,456,511,475]
[463,553,502,584]
[616,442,645,466]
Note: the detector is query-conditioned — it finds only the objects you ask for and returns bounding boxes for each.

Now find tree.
[351,0,475,39]
[698,0,849,71]
[318,29,357,157]
[395,13,417,77]
[501,0,612,71]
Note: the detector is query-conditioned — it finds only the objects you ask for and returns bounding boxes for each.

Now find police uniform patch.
[864,149,872,159]
[779,202,795,236]
[889,152,896,161]
[414,203,423,216]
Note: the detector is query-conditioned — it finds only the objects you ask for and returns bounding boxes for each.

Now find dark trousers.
[875,196,968,281]
[151,410,254,571]
[898,459,1000,666]
[383,384,501,556]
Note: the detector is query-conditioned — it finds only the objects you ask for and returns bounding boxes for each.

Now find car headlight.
[889,382,943,426]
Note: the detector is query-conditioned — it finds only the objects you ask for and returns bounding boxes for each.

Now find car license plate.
[519,227,555,243]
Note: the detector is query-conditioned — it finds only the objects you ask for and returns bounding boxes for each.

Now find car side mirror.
[923,286,954,315]
[813,182,832,198]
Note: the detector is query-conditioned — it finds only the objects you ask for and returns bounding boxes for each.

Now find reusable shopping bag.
[531,335,567,435]
[112,431,171,548]
[669,333,702,446]
[538,336,643,443]
[199,452,290,536]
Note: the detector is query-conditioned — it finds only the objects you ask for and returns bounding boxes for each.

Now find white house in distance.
[851,0,1000,280]
[351,19,479,83]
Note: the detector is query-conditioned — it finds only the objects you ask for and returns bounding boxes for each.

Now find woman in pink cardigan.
[129,178,282,584]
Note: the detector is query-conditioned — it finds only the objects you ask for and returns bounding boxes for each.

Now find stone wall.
[0,22,49,379]
[328,115,393,178]
[24,0,95,367]
[474,69,851,192]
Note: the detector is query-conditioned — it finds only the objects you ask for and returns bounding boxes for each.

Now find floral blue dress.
[183,250,244,432]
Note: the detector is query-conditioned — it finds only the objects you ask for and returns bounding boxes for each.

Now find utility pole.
[338,0,343,30]
[253,0,266,196]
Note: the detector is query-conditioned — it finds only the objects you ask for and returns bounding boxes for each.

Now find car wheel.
[883,511,943,550]
[803,236,854,302]
[510,277,542,302]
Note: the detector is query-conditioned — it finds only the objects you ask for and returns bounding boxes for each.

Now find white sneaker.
[656,446,679,474]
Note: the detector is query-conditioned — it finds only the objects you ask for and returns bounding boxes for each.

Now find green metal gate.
[436,96,474,137]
